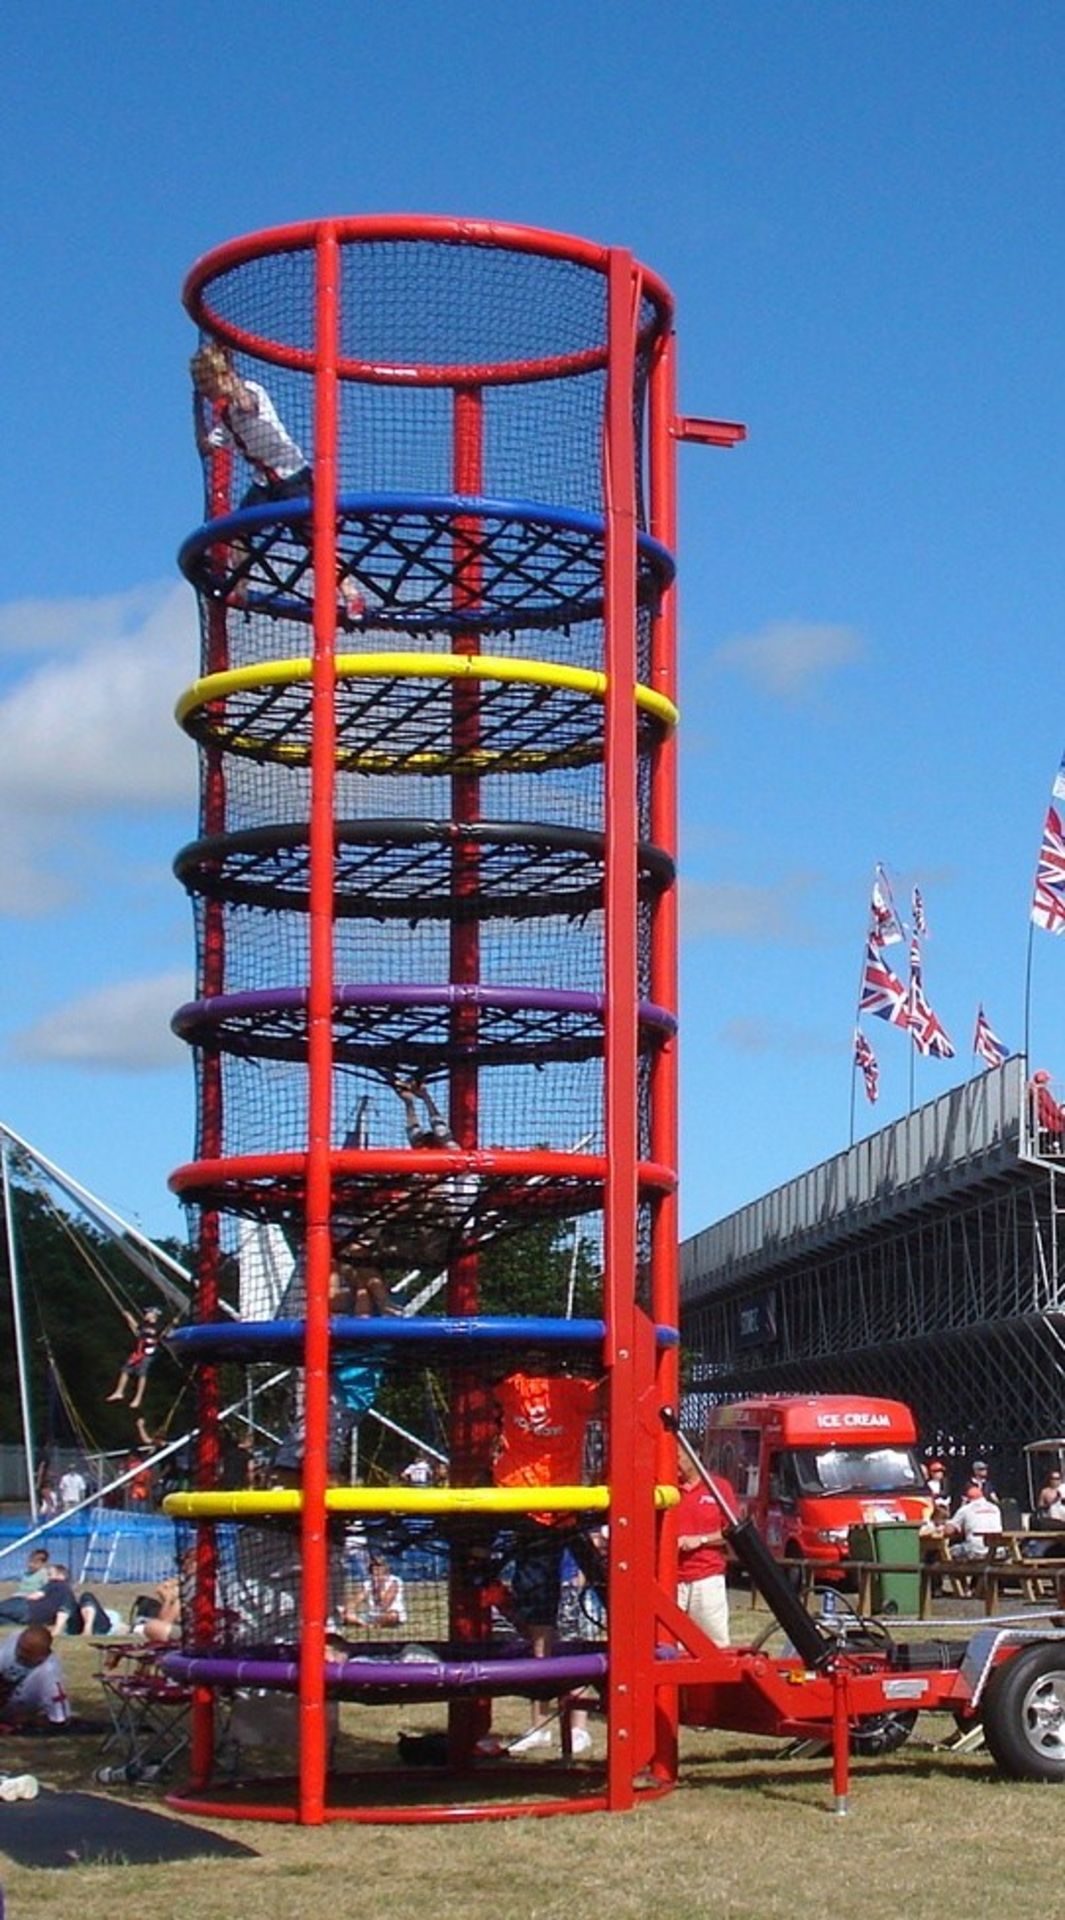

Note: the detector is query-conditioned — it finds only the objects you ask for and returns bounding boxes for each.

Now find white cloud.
[681,878,802,942]
[712,620,865,699]
[0,582,198,916]
[0,582,172,658]
[0,583,196,815]
[11,969,190,1072]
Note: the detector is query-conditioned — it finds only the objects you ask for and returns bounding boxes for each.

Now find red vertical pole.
[448,386,483,1222]
[447,388,493,1751]
[647,325,681,1783]
[603,248,641,1812]
[190,440,233,1786]
[299,223,340,1826]
[831,1662,852,1815]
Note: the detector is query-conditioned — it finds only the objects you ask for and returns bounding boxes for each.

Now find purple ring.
[163,1650,607,1693]
[174,984,674,1022]
[172,984,677,1064]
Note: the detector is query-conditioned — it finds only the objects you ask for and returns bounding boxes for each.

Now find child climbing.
[190,340,366,622]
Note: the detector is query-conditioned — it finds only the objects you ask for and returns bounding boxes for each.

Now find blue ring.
[170,1316,680,1359]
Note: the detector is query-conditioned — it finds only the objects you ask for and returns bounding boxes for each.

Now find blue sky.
[2,2,1064,1242]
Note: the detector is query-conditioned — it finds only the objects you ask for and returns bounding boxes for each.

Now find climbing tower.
[163,216,736,1823]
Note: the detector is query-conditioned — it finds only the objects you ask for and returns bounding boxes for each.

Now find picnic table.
[745,1533,1065,1621]
[924,1529,1065,1616]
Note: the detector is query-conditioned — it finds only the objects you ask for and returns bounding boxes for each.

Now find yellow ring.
[163,1484,679,1520]
[176,651,678,733]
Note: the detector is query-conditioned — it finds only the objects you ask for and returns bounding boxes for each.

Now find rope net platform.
[163,214,722,1823]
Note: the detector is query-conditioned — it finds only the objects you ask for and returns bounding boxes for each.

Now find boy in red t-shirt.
[484,1370,605,1756]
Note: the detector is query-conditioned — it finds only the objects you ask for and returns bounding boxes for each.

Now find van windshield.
[791,1446,924,1498]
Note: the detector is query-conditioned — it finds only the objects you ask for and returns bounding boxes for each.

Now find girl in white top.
[191,342,310,504]
[190,341,365,618]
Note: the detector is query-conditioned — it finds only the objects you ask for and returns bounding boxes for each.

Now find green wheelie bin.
[850,1522,922,1615]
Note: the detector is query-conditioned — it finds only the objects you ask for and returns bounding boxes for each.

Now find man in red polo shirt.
[676,1444,732,1647]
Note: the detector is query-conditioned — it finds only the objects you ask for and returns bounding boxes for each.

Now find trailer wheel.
[982,1645,1065,1781]
[850,1710,917,1756]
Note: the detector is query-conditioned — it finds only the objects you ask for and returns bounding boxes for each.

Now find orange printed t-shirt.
[492,1373,601,1492]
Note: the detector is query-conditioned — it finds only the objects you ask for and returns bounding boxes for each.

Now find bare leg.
[106,1372,130,1403]
[524,1627,554,1734]
[369,1274,401,1316]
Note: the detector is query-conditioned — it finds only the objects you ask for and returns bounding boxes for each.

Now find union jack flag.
[908,962,955,1059]
[854,1028,879,1104]
[870,867,904,947]
[911,886,927,938]
[859,937,909,1027]
[1031,805,1065,934]
[973,1006,1008,1070]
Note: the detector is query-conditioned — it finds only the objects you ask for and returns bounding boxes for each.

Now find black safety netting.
[173,1511,609,1666]
[177,898,657,1001]
[210,1202,607,1323]
[183,1051,658,1164]
[194,748,655,857]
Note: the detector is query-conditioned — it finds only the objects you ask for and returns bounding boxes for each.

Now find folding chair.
[94,1642,193,1785]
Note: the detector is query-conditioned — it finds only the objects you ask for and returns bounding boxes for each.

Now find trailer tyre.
[982,1644,1065,1781]
[850,1710,917,1756]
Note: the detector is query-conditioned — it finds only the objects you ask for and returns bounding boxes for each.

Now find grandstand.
[681,1056,1065,1498]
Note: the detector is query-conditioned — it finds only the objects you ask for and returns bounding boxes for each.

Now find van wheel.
[982,1645,1065,1781]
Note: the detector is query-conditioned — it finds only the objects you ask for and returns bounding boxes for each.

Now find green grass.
[1,1589,1061,1920]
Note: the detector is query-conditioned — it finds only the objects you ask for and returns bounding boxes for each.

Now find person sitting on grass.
[131,1574,183,1647]
[0,1625,70,1729]
[0,1551,50,1626]
[343,1553,406,1630]
[15,1563,117,1637]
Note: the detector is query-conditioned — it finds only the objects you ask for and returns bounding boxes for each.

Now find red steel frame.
[298,223,341,1824]
[176,216,683,1822]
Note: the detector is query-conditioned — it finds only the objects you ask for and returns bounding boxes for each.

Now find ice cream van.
[701,1394,931,1571]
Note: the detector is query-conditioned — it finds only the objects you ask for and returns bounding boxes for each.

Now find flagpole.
[1023,919,1034,1068]
[1,1140,38,1524]
[908,937,916,1114]
[850,923,869,1146]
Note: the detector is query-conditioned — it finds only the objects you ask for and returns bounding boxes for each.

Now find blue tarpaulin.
[0,1511,175,1585]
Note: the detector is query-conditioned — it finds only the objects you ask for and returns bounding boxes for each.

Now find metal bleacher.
[681,1058,1065,1497]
